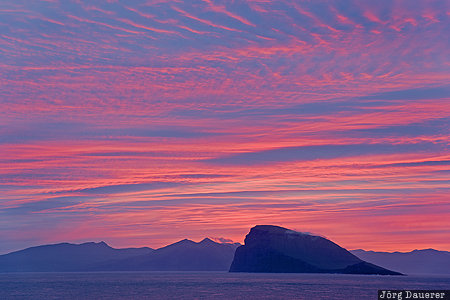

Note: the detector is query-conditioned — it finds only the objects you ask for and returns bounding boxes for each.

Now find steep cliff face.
[229,225,402,275]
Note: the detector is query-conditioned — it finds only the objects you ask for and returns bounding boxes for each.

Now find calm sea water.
[0,272,449,300]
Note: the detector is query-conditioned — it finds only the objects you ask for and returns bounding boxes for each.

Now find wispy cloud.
[0,0,449,254]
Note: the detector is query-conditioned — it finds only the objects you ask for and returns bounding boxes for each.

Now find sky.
[0,0,449,254]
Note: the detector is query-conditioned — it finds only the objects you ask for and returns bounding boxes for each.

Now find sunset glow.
[1,0,449,254]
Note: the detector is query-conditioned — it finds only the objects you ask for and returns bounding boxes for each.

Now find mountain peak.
[199,238,216,245]
[168,239,196,246]
[252,225,291,232]
[79,241,111,248]
[251,225,315,237]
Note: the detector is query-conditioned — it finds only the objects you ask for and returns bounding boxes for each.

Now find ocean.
[0,272,449,299]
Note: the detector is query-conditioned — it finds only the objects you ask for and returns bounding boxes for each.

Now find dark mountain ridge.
[96,238,239,271]
[351,248,450,275]
[2,228,447,274]
[0,241,153,272]
[0,238,239,272]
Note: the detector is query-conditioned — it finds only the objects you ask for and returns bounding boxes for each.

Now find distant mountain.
[97,238,239,271]
[0,242,153,272]
[0,239,239,272]
[7,231,447,274]
[351,249,450,275]
[229,225,402,275]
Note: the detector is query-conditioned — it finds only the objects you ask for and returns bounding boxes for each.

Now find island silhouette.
[229,225,400,275]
